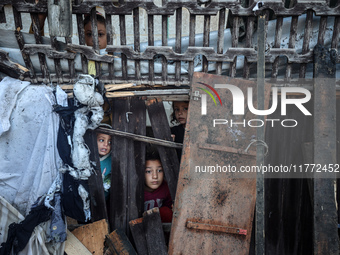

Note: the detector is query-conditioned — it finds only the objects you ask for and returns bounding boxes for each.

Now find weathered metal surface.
[168,72,271,254]
[312,45,338,254]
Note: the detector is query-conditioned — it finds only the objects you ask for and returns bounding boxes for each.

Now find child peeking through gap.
[97,123,112,200]
[144,151,173,223]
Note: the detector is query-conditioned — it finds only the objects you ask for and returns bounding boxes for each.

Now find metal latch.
[186,220,247,236]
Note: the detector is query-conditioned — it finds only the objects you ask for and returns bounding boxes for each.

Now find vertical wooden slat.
[317,16,328,45]
[110,98,145,236]
[146,99,180,200]
[129,218,148,255]
[30,13,50,83]
[75,0,88,74]
[202,14,210,73]
[106,14,113,46]
[188,14,196,80]
[216,8,225,75]
[175,8,182,86]
[143,208,168,255]
[84,130,108,222]
[285,16,298,80]
[299,10,313,78]
[133,8,141,82]
[229,15,239,77]
[110,98,132,233]
[105,13,115,81]
[256,14,266,255]
[120,14,128,80]
[129,98,146,224]
[65,36,76,81]
[243,16,255,79]
[90,8,101,76]
[313,44,338,255]
[161,13,168,85]
[51,36,64,84]
[148,14,155,85]
[331,16,340,49]
[12,6,37,83]
[271,16,283,79]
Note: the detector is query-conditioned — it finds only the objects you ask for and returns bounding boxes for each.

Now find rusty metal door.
[169,72,271,254]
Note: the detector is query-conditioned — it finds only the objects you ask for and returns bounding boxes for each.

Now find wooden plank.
[168,73,271,255]
[84,130,108,222]
[146,98,180,200]
[0,49,29,79]
[143,208,168,255]
[312,45,338,255]
[128,98,146,229]
[256,15,266,255]
[71,219,109,254]
[65,230,92,255]
[105,229,137,255]
[129,218,148,255]
[110,98,145,235]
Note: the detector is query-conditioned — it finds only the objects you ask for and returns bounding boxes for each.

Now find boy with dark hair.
[83,14,107,50]
[144,151,173,223]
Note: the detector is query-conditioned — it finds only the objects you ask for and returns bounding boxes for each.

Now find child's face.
[85,21,107,49]
[145,160,164,192]
[174,101,189,126]
[97,133,112,156]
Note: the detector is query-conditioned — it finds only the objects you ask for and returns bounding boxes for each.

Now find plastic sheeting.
[0,78,62,217]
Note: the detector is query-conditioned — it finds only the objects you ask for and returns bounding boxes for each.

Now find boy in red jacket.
[144,152,173,222]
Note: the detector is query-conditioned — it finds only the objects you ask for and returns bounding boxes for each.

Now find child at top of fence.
[144,151,173,223]
[97,123,112,200]
[170,101,189,162]
[83,13,107,50]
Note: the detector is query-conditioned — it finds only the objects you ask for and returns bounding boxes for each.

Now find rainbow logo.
[197,82,223,106]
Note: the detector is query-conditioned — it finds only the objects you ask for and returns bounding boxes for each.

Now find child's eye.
[108,141,112,145]
[157,169,163,173]
[98,139,104,142]
[184,107,188,111]
[86,32,92,37]
[98,33,105,37]
[145,170,151,174]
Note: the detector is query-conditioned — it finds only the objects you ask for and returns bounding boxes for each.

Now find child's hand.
[171,134,175,141]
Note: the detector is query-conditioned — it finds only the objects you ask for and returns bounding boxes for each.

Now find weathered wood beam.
[143,208,168,255]
[146,98,180,200]
[0,49,29,80]
[110,98,145,236]
[313,44,338,255]
[105,229,137,255]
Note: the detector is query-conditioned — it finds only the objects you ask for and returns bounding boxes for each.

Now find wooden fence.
[0,0,339,86]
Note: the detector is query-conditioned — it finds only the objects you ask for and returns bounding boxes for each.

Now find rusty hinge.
[186,220,247,236]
